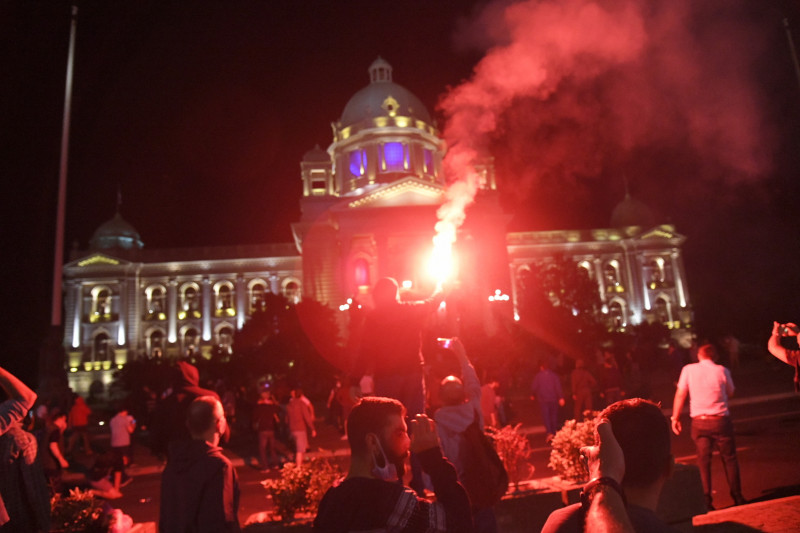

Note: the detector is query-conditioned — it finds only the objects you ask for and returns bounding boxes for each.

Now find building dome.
[610,193,655,228]
[303,144,331,163]
[89,212,144,251]
[339,57,432,127]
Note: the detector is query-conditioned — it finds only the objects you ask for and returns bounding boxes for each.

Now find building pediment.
[65,253,130,269]
[638,225,683,240]
[340,177,444,210]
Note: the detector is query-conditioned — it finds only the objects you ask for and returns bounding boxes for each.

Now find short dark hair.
[372,278,399,307]
[347,397,405,455]
[186,396,221,437]
[697,344,717,361]
[601,398,671,488]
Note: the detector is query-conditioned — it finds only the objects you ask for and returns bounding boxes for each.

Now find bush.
[488,423,534,490]
[50,488,111,533]
[261,459,342,523]
[547,414,599,483]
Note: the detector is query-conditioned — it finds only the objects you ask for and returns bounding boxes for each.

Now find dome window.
[423,149,434,176]
[381,142,407,172]
[349,149,367,177]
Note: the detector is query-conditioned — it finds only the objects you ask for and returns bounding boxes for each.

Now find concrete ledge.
[692,495,800,532]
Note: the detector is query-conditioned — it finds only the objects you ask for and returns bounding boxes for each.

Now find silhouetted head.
[372,278,399,307]
[697,344,717,362]
[439,376,466,406]
[601,398,672,488]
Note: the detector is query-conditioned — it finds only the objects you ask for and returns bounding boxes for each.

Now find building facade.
[62,58,692,386]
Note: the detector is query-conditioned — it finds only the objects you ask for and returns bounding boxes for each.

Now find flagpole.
[51,4,78,327]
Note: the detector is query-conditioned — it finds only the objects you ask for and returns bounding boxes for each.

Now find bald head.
[439,376,466,406]
[187,396,226,441]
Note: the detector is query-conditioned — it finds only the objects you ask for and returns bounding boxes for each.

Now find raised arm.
[768,322,799,366]
[583,420,634,533]
[450,338,481,403]
[0,366,37,432]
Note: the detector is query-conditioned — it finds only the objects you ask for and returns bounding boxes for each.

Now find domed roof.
[303,144,331,163]
[610,193,655,228]
[340,58,432,127]
[89,212,144,251]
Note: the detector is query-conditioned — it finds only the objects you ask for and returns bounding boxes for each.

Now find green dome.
[610,193,655,228]
[89,212,144,250]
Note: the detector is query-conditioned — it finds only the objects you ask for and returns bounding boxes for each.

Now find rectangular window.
[382,142,406,172]
[349,149,366,177]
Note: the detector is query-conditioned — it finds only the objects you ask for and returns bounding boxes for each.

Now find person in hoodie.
[151,361,221,459]
[433,338,497,533]
[159,395,240,533]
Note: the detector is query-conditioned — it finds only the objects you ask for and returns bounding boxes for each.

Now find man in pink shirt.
[671,344,745,509]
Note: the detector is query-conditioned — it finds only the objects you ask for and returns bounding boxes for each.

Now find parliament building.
[62,58,692,387]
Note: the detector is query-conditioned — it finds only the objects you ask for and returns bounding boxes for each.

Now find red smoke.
[436,0,772,230]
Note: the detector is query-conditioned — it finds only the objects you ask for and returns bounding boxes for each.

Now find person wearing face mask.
[313,397,473,533]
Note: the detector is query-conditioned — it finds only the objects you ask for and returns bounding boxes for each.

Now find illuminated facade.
[63,58,691,381]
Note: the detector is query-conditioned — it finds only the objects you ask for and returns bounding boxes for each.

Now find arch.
[92,330,111,362]
[214,280,235,316]
[577,260,593,278]
[654,293,672,324]
[180,282,201,314]
[144,327,166,357]
[91,285,113,317]
[607,297,627,328]
[180,326,200,356]
[145,284,167,314]
[646,256,666,286]
[352,255,372,289]
[282,277,302,304]
[604,260,624,293]
[215,322,235,353]
[248,279,269,312]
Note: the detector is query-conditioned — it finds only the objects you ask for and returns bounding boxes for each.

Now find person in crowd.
[313,396,473,532]
[287,388,316,466]
[530,359,565,442]
[151,360,221,459]
[0,422,51,532]
[671,344,745,509]
[600,351,623,407]
[326,378,344,432]
[66,393,92,456]
[357,277,444,494]
[42,408,69,495]
[84,449,124,500]
[0,365,38,529]
[767,322,800,391]
[159,396,240,533]
[571,358,597,420]
[481,378,500,429]
[581,419,636,533]
[541,399,677,532]
[252,389,282,471]
[109,404,136,485]
[434,338,497,533]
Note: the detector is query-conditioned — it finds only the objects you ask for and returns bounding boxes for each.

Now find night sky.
[3,0,800,378]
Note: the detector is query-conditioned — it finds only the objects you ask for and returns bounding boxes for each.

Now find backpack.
[459,409,509,509]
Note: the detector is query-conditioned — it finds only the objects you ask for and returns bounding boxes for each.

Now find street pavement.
[64,354,800,530]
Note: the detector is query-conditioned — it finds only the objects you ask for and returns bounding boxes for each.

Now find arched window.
[215,282,235,317]
[354,257,370,288]
[578,260,592,279]
[93,332,110,362]
[283,280,301,304]
[150,287,165,313]
[91,287,113,322]
[348,149,367,177]
[180,284,201,319]
[218,326,234,354]
[183,328,199,356]
[604,261,624,293]
[655,296,671,324]
[149,330,164,358]
[608,300,626,329]
[250,283,267,312]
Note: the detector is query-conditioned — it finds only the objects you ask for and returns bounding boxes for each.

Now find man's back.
[677,360,733,416]
[160,439,240,533]
[541,502,677,533]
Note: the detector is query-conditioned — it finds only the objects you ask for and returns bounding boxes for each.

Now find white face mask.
[370,434,399,482]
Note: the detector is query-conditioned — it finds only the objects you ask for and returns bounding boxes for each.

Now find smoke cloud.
[436,0,772,232]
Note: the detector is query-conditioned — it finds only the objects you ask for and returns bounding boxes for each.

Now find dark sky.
[2,0,800,375]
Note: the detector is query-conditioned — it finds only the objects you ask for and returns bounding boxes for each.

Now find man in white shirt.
[671,344,745,509]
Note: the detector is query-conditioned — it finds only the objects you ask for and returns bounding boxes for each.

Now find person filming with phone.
[767,322,800,391]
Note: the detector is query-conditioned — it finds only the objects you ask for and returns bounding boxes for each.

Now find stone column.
[167,279,177,343]
[202,277,212,342]
[236,275,246,329]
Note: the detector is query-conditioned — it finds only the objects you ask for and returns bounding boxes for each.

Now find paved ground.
[62,353,800,531]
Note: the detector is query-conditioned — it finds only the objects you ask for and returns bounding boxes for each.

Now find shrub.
[547,414,599,483]
[50,488,111,533]
[261,459,342,523]
[488,423,534,490]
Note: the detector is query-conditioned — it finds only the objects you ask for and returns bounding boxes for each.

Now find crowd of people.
[1,283,798,532]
